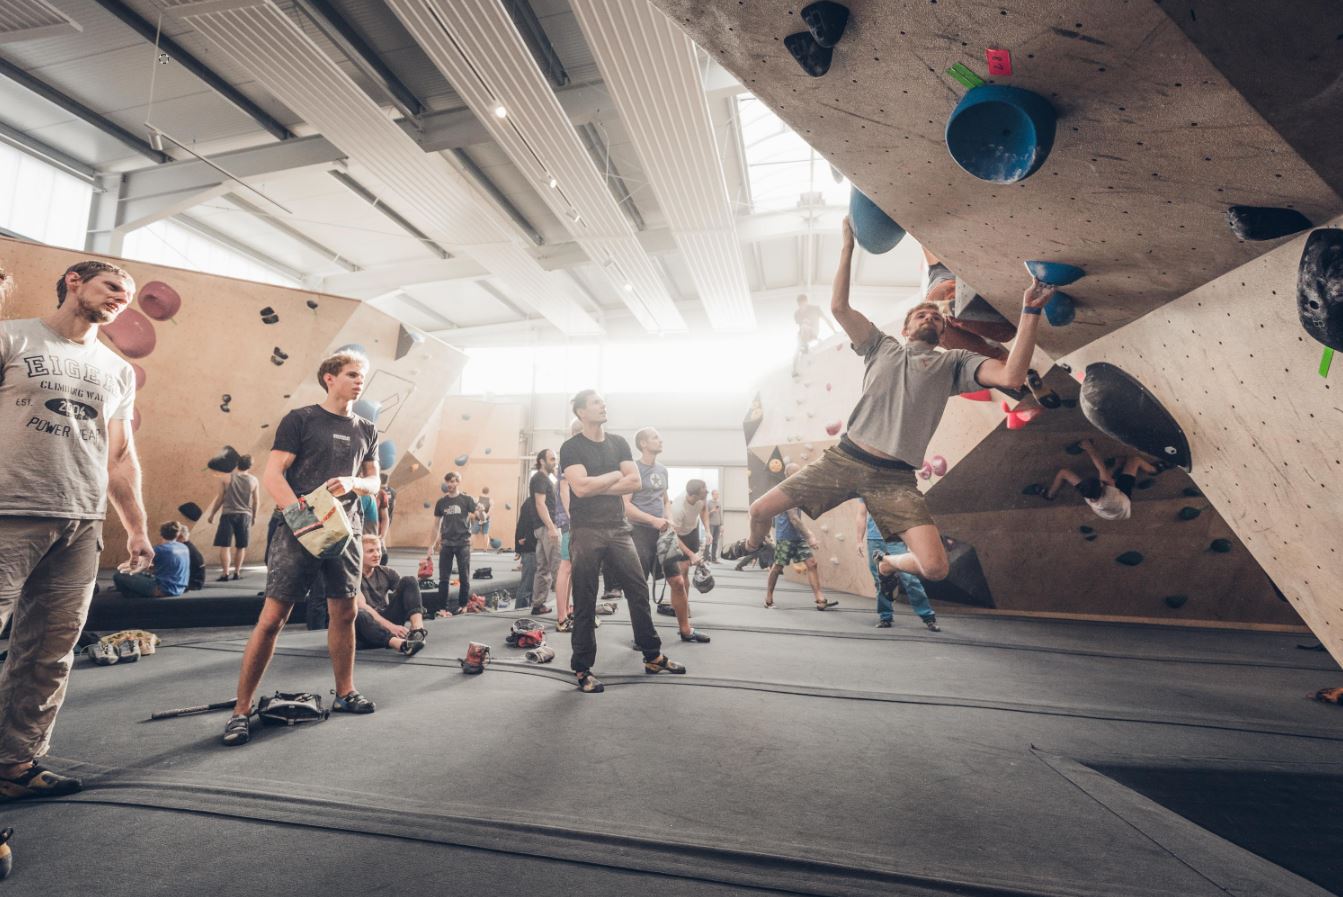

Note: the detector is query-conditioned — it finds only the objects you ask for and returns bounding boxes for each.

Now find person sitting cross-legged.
[112,521,190,598]
[353,535,428,656]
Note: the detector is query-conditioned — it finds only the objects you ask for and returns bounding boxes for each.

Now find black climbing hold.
[1226,205,1312,242]
[1022,483,1044,496]
[260,306,279,325]
[1115,550,1144,566]
[271,347,289,366]
[1182,486,1202,498]
[423,501,431,509]
[784,31,833,77]
[1136,479,1154,490]
[1177,506,1200,521]
[1065,441,1084,455]
[1080,362,1192,471]
[1164,595,1188,609]
[221,393,232,403]
[849,187,905,254]
[395,324,424,360]
[801,1,849,48]
[1058,362,1072,374]
[1083,534,1097,542]
[207,445,241,473]
[1209,538,1232,553]
[1078,525,1094,534]
[306,299,319,310]
[219,403,230,413]
[1297,228,1343,350]
[177,502,203,522]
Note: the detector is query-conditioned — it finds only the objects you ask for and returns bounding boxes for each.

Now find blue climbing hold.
[377,440,397,471]
[849,187,905,254]
[1044,290,1075,326]
[946,85,1056,184]
[353,398,380,422]
[1024,260,1085,286]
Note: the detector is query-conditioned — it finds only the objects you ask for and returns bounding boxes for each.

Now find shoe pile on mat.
[85,629,160,666]
[504,618,545,649]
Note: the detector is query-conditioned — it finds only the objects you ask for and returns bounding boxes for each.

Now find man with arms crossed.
[0,261,152,798]
[560,391,684,693]
[723,218,1053,590]
[222,350,380,746]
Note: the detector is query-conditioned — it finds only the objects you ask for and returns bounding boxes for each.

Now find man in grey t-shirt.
[0,260,151,802]
[205,454,259,581]
[722,217,1054,591]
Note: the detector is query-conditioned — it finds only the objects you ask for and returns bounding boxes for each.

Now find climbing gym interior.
[0,1,1338,894]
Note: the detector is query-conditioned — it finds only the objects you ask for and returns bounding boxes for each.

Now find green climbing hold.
[1116,551,1144,566]
[1183,487,1202,498]
[1178,507,1201,521]
[1210,538,1232,553]
[1164,595,1188,609]
[1079,525,1094,535]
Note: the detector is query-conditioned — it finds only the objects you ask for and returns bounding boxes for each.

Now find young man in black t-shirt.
[431,472,478,614]
[559,390,684,693]
[223,351,381,747]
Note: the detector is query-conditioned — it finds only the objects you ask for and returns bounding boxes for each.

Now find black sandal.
[576,671,605,693]
[814,599,839,610]
[221,713,251,747]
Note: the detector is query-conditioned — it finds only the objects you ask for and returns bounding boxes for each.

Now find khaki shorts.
[779,444,933,540]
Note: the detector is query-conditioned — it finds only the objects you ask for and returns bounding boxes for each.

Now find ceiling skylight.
[737,93,849,213]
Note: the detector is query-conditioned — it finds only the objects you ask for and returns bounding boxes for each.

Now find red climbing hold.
[825,420,842,436]
[960,389,991,401]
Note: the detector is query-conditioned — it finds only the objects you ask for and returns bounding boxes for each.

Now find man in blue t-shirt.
[113,522,190,597]
[859,501,940,632]
[763,465,834,610]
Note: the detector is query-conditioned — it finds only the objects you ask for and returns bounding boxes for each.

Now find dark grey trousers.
[569,524,661,673]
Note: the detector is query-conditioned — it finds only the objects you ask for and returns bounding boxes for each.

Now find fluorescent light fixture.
[493,104,508,118]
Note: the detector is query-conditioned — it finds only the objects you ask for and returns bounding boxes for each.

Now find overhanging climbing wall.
[650,0,1343,361]
[1065,218,1343,661]
[0,236,466,566]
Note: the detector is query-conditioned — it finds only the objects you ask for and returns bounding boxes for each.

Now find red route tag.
[986,48,1012,76]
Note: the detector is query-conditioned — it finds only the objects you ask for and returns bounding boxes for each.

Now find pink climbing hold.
[825,420,842,436]
[1074,370,1086,383]
[930,455,948,476]
[918,462,933,480]
[101,308,156,359]
[130,362,146,390]
[131,406,142,433]
[960,389,992,401]
[1005,411,1026,430]
[825,383,832,392]
[138,281,182,321]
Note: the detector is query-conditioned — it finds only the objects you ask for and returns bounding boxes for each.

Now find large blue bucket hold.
[946,85,1056,184]
[848,187,905,254]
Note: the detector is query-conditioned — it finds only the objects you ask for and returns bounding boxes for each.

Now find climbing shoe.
[0,765,83,801]
[398,638,425,657]
[720,538,762,562]
[1025,369,1061,409]
[871,550,901,600]
[556,615,574,632]
[875,619,893,629]
[924,616,942,633]
[221,714,251,747]
[406,627,428,644]
[679,629,711,643]
[644,654,686,675]
[332,690,376,714]
[656,603,677,617]
[576,671,604,694]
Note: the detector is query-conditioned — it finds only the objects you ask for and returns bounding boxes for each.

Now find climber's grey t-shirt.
[632,459,668,519]
[0,318,136,519]
[221,471,258,515]
[845,333,986,466]
[272,404,378,531]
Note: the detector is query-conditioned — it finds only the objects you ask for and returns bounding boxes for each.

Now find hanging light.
[493,104,508,119]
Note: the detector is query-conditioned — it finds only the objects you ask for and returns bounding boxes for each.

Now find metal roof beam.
[292,0,424,122]
[0,118,96,180]
[327,169,451,260]
[93,0,292,142]
[0,53,168,163]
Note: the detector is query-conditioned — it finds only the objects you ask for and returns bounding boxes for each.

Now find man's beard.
[76,295,117,324]
[913,324,940,345]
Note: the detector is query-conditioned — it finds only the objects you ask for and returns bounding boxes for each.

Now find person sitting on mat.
[176,524,207,591]
[112,522,191,598]
[1043,438,1157,521]
[354,534,427,656]
[764,464,835,611]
